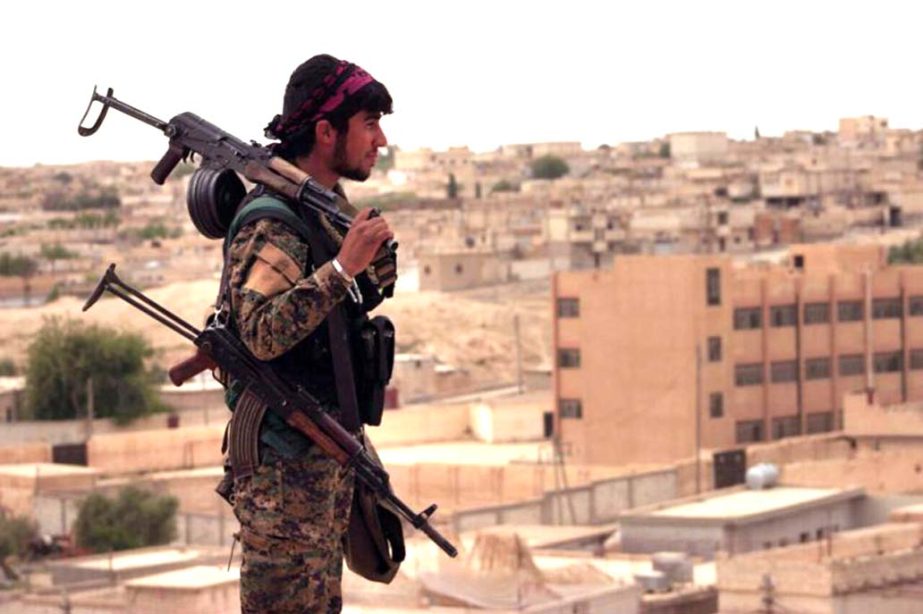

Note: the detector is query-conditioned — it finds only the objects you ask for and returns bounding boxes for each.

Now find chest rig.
[219,188,395,479]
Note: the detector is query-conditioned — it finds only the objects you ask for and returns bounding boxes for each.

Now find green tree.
[74,487,178,553]
[24,318,166,424]
[659,141,671,159]
[491,179,520,193]
[446,173,460,199]
[40,244,77,277]
[0,253,38,306]
[0,359,16,376]
[0,513,37,580]
[530,155,569,180]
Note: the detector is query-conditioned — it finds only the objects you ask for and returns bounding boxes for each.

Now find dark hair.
[276,54,393,159]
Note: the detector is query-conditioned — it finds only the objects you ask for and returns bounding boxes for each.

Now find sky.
[2,0,922,167]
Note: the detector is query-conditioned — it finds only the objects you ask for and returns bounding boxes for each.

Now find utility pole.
[514,314,524,393]
[85,376,94,441]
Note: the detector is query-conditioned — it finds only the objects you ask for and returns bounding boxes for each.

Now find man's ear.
[315,119,336,147]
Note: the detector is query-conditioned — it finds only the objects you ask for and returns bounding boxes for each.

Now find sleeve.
[226,218,352,360]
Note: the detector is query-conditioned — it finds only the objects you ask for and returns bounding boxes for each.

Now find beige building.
[717,522,923,614]
[668,132,729,164]
[418,250,511,291]
[553,244,923,466]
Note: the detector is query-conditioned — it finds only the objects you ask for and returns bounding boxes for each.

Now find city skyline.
[2,0,922,167]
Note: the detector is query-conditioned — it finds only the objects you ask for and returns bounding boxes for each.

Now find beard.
[332,133,371,182]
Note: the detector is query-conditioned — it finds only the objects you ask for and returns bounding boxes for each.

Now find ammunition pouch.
[355,316,395,426]
[344,434,405,583]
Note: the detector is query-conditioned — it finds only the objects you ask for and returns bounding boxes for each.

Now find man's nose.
[375,127,388,148]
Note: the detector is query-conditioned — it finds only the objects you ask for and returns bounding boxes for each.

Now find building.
[418,250,511,291]
[553,243,923,466]
[668,132,729,164]
[619,484,865,559]
[716,522,923,613]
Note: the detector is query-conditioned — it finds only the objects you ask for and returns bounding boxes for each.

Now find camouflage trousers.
[234,446,354,613]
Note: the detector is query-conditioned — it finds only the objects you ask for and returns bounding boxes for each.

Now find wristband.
[331,258,354,283]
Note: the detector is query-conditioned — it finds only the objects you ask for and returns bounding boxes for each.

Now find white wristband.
[331,258,354,283]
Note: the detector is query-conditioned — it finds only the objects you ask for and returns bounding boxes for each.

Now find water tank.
[634,570,671,593]
[746,463,779,490]
[653,552,693,583]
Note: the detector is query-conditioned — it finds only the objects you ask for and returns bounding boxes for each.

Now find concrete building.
[717,522,923,613]
[839,115,889,147]
[553,243,923,466]
[619,484,865,559]
[418,250,511,291]
[668,132,729,164]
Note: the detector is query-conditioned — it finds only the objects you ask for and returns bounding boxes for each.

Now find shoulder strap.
[222,193,363,432]
[223,195,313,254]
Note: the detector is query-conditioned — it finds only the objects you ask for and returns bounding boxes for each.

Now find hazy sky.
[2,0,921,167]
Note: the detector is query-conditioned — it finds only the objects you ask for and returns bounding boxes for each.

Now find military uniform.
[227,202,359,613]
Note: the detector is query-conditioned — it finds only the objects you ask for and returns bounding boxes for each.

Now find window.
[804,302,830,325]
[454,263,464,274]
[717,212,729,225]
[707,336,722,362]
[735,363,764,386]
[911,349,923,370]
[557,298,580,318]
[736,419,764,444]
[771,361,798,383]
[706,268,721,306]
[873,351,902,374]
[910,296,923,316]
[793,254,805,269]
[709,392,724,418]
[559,398,582,419]
[770,305,797,327]
[805,358,831,380]
[872,298,902,319]
[558,349,581,369]
[773,415,801,439]
[838,301,864,322]
[734,308,762,330]
[839,354,865,376]
[806,411,835,434]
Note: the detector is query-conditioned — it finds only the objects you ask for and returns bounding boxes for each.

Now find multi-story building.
[553,244,923,466]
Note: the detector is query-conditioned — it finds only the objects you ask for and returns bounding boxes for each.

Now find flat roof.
[0,463,97,478]
[625,486,865,525]
[125,565,239,590]
[377,440,548,466]
[72,548,201,572]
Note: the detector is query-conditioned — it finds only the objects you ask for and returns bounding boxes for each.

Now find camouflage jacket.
[226,192,357,457]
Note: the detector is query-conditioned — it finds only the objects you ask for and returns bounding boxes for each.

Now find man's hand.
[337,208,394,277]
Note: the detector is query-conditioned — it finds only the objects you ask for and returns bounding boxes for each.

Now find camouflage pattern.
[234,446,355,613]
[227,208,356,612]
[227,217,351,360]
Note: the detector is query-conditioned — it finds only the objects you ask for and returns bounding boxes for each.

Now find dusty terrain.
[1,276,551,389]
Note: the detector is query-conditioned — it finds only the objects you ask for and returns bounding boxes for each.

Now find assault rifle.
[76,86,396,267]
[82,264,458,559]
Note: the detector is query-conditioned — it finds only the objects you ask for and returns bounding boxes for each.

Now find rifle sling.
[299,212,362,433]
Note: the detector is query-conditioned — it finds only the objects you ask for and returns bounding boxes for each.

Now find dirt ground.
[1,276,551,389]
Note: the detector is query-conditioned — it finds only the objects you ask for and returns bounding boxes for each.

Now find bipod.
[82,263,200,342]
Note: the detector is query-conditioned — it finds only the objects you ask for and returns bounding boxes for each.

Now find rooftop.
[70,548,202,572]
[626,485,865,525]
[377,440,548,466]
[125,565,239,590]
[0,463,97,478]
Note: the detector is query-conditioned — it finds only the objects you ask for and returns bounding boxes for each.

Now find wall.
[451,467,678,533]
[87,425,225,474]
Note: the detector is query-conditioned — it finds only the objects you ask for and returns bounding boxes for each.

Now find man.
[225,54,395,613]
